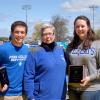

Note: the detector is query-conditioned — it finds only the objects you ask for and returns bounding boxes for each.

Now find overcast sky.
[0,0,100,37]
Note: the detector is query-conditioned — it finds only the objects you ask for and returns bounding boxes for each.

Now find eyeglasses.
[42,33,54,36]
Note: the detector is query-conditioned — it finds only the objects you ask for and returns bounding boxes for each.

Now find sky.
[0,0,100,37]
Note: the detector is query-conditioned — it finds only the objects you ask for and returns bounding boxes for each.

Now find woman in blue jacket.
[24,23,68,100]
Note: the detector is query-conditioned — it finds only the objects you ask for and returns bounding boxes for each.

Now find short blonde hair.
[41,23,56,35]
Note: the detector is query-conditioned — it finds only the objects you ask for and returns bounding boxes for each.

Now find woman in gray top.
[66,15,100,100]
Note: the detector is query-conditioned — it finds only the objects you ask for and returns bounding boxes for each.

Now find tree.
[32,22,43,42]
[0,37,9,41]
[51,15,68,41]
[95,29,100,40]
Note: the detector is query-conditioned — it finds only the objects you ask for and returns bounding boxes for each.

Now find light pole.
[22,5,31,25]
[89,5,98,30]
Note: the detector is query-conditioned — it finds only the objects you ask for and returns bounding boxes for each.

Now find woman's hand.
[80,76,90,87]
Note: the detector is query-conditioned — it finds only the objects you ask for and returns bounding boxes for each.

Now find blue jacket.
[24,44,67,100]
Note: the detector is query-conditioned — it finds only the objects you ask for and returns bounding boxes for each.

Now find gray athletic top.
[69,40,100,91]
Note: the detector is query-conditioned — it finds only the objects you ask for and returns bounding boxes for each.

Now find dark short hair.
[11,21,28,33]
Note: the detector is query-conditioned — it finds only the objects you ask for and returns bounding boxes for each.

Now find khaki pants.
[0,95,27,100]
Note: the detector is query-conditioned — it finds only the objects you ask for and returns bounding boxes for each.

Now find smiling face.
[11,25,26,46]
[41,27,55,44]
[75,19,89,41]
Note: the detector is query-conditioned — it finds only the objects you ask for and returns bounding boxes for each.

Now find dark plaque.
[0,67,9,87]
[68,65,84,83]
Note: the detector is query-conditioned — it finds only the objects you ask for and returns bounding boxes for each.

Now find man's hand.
[0,84,8,92]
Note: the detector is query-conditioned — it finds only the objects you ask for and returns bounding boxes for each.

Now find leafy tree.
[32,22,43,42]
[51,15,68,41]
[0,37,9,41]
[32,15,69,42]
[95,29,100,40]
